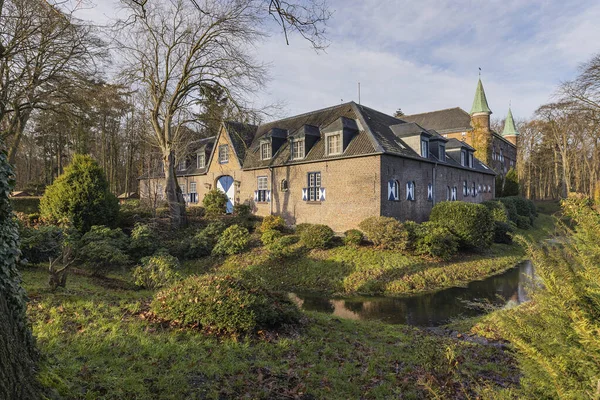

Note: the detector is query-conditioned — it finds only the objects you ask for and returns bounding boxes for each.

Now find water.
[289,260,534,327]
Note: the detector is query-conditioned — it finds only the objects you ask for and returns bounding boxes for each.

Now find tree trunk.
[164,150,186,228]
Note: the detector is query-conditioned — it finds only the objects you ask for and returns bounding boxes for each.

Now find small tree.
[502,169,519,197]
[202,189,228,216]
[40,154,119,233]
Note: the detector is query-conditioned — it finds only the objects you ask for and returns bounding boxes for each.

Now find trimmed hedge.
[481,200,510,223]
[415,222,459,261]
[151,274,301,334]
[299,224,334,249]
[358,216,410,251]
[429,202,494,250]
[343,229,363,246]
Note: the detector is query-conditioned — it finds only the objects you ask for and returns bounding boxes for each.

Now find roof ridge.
[259,102,356,127]
[403,107,466,117]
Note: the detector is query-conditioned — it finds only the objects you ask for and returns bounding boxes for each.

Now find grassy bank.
[23,267,518,399]
[195,213,555,297]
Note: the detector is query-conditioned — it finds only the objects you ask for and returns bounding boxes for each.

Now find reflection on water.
[290,260,534,327]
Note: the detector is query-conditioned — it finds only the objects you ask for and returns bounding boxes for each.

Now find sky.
[71,0,600,122]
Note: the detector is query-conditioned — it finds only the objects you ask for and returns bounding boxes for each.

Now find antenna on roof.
[358,82,361,105]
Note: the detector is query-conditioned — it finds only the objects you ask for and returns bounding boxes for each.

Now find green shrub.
[40,154,119,233]
[132,253,181,289]
[202,189,228,216]
[502,168,519,197]
[403,220,420,251]
[294,223,312,234]
[516,215,531,229]
[497,197,519,223]
[429,202,493,250]
[151,274,301,334]
[233,203,251,217]
[186,206,205,218]
[481,200,510,223]
[128,223,159,261]
[118,200,153,229]
[299,224,334,249]
[77,225,129,274]
[202,221,227,239]
[505,196,535,221]
[266,235,298,259]
[259,215,286,232]
[11,197,41,214]
[212,225,250,256]
[261,229,282,246]
[20,225,64,264]
[358,216,409,250]
[493,221,514,244]
[155,207,170,218]
[343,229,363,246]
[415,222,459,261]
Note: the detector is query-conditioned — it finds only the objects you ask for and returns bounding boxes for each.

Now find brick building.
[140,79,513,232]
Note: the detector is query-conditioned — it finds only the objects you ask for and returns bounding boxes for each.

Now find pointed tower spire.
[502,107,519,137]
[470,78,492,115]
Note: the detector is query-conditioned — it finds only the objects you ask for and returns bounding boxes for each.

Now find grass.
[188,214,556,297]
[22,267,519,399]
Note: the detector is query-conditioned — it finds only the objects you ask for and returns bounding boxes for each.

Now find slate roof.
[401,107,473,134]
[223,121,258,163]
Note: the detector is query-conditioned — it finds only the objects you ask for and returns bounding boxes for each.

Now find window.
[461,150,466,166]
[472,182,476,197]
[292,139,305,160]
[446,186,451,201]
[180,184,186,194]
[307,172,321,201]
[178,159,187,171]
[218,145,229,164]
[257,176,268,202]
[406,181,415,201]
[326,134,342,155]
[420,139,429,158]
[468,153,474,168]
[190,182,197,203]
[452,186,457,201]
[488,185,492,193]
[388,180,399,201]
[463,180,468,197]
[261,142,271,160]
[500,149,504,162]
[280,179,289,192]
[439,144,446,162]
[197,152,205,168]
[427,183,433,201]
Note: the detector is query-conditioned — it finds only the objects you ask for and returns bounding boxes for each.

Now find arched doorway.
[216,175,234,213]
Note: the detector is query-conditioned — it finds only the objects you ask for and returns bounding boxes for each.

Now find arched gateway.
[216,175,234,213]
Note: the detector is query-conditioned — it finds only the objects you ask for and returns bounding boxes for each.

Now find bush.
[481,200,510,223]
[259,215,286,233]
[516,215,531,229]
[493,221,514,244]
[128,223,159,261]
[343,229,363,246]
[202,189,228,216]
[497,197,519,223]
[77,225,129,274]
[212,225,250,256]
[40,154,119,233]
[11,197,41,214]
[151,274,301,335]
[186,206,205,218]
[502,168,519,197]
[202,221,227,239]
[118,200,153,229]
[429,202,493,250]
[498,196,536,227]
[358,216,410,250]
[415,222,459,261]
[299,224,334,249]
[233,203,251,217]
[266,235,298,259]
[261,229,282,246]
[294,223,312,234]
[132,253,181,289]
[20,225,64,264]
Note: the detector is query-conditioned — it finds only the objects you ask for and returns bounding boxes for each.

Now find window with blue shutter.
[388,180,399,201]
[472,182,476,197]
[406,181,415,201]
[427,183,433,202]
[463,180,468,197]
[452,186,457,201]
[305,172,322,202]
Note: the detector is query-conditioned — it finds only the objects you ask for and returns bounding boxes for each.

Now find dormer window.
[326,133,342,155]
[218,145,229,164]
[261,142,271,160]
[291,139,305,160]
[178,159,186,171]
[420,139,429,158]
[460,150,467,166]
[439,144,446,162]
[197,152,205,168]
[468,153,474,168]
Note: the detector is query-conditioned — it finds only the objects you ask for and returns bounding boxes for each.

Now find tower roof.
[502,107,519,136]
[470,78,492,115]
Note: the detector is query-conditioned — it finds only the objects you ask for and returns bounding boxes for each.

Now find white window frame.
[178,159,187,171]
[460,150,466,166]
[257,176,268,202]
[388,180,400,201]
[292,139,305,160]
[326,133,342,156]
[218,145,229,164]
[261,142,271,160]
[463,180,468,197]
[307,171,321,201]
[197,152,205,168]
[280,179,289,192]
[420,138,429,158]
[406,181,415,201]
[468,153,474,168]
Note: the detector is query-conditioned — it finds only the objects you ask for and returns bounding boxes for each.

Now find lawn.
[188,213,556,297]
[23,267,519,399]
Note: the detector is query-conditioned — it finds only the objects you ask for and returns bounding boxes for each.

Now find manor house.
[139,78,519,232]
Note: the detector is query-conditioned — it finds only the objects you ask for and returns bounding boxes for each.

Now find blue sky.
[74,0,600,121]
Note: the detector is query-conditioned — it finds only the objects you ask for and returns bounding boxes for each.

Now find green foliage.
[212,225,250,256]
[429,202,493,250]
[502,168,519,197]
[266,235,298,259]
[40,154,119,233]
[77,225,129,274]
[493,221,514,244]
[259,215,286,232]
[294,223,312,234]
[132,254,181,289]
[495,197,600,398]
[481,200,510,223]
[261,229,282,246]
[343,229,364,247]
[497,197,519,223]
[11,197,41,214]
[151,274,301,335]
[20,225,64,264]
[233,203,251,217]
[118,201,153,229]
[299,224,334,249]
[186,206,205,218]
[358,216,410,251]
[202,221,228,239]
[497,196,536,227]
[202,189,228,216]
[128,223,159,261]
[415,222,459,261]
[515,215,531,229]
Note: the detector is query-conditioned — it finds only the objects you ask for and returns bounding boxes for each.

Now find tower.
[469,77,493,165]
[502,106,519,147]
